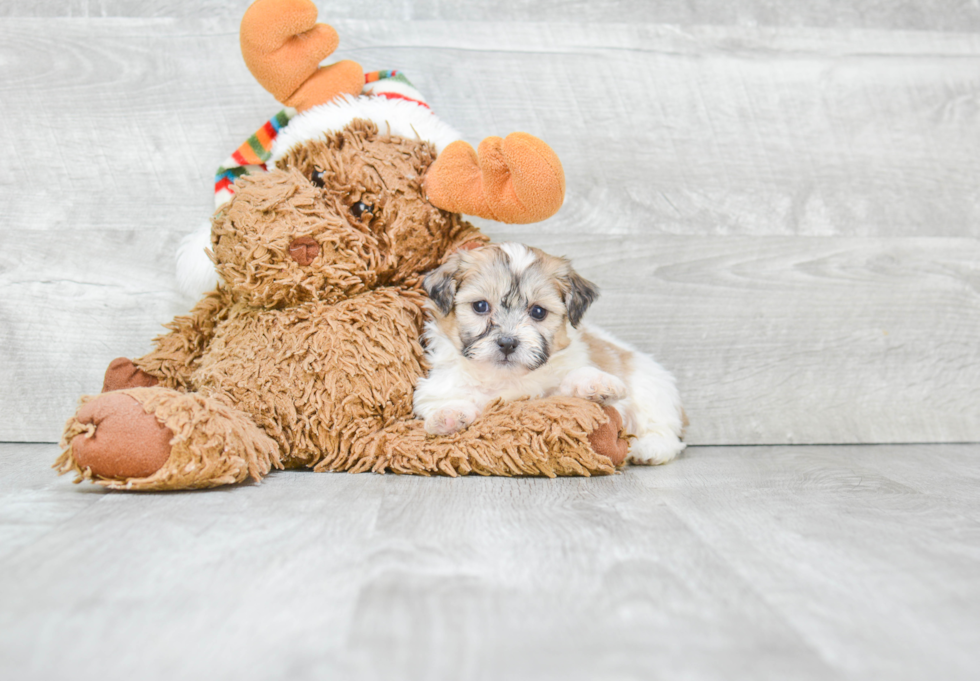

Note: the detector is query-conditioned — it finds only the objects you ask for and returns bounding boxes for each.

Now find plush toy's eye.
[472,300,490,315]
[530,305,548,321]
[311,170,326,188]
[350,201,374,219]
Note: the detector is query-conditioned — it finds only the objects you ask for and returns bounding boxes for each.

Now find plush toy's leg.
[339,397,629,478]
[56,387,281,491]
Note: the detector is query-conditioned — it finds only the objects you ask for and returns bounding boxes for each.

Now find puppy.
[413,242,686,465]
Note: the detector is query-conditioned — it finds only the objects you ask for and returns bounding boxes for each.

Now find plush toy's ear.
[423,255,462,316]
[424,132,565,224]
[562,269,599,328]
[240,0,364,112]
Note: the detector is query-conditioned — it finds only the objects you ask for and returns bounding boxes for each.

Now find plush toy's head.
[176,0,567,301]
[274,121,467,285]
[213,120,469,308]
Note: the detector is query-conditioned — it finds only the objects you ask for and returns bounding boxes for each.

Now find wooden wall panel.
[2,14,978,444]
[3,0,980,33]
[3,21,979,239]
[4,230,977,445]
[496,234,980,446]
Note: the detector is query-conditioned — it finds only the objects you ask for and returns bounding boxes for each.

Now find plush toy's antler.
[240,0,563,223]
[424,133,566,224]
[240,0,363,112]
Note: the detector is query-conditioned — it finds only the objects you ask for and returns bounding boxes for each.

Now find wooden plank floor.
[1,442,978,681]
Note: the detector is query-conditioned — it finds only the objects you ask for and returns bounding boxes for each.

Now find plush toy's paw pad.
[102,357,158,392]
[559,367,627,404]
[72,393,173,479]
[628,431,686,466]
[424,402,481,436]
[588,405,629,466]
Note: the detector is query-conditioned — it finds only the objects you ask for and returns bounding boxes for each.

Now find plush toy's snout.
[288,237,319,266]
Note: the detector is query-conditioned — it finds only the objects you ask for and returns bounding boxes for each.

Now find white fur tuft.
[269,94,463,165]
[176,220,220,299]
[498,242,536,275]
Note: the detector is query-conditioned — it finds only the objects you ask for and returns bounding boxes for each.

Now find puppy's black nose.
[497,336,519,356]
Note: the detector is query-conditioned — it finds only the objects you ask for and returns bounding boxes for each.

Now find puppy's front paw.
[559,367,628,404]
[424,402,481,435]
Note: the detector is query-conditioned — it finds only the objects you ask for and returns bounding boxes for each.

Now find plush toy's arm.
[133,287,234,391]
[339,398,628,478]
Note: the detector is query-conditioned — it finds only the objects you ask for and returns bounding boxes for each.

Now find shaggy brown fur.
[57,121,625,490]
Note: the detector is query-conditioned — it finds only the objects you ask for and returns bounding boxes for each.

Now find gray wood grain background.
[1,1,978,444]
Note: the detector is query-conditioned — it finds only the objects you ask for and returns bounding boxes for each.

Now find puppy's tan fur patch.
[581,329,633,378]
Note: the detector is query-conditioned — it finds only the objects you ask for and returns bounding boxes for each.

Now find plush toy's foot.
[72,392,174,479]
[57,387,282,491]
[589,405,630,466]
[102,357,158,392]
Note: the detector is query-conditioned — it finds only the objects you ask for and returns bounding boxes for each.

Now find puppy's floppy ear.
[423,255,461,316]
[563,269,599,327]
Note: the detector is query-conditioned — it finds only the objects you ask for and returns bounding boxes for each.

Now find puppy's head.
[423,243,599,372]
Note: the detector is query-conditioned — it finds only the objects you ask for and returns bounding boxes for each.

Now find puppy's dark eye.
[350,201,374,219]
[530,305,548,321]
[472,300,490,315]
[311,170,326,188]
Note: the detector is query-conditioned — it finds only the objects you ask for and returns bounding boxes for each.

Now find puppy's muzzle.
[497,336,520,357]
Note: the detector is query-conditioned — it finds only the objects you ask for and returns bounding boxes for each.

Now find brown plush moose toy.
[56,0,628,490]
